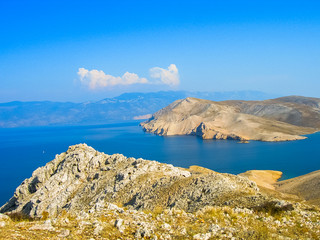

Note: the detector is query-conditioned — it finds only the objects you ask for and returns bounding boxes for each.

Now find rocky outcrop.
[141,97,317,142]
[2,200,320,239]
[1,144,320,239]
[1,144,268,218]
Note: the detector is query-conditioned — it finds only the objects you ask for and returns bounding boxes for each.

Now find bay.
[0,121,319,206]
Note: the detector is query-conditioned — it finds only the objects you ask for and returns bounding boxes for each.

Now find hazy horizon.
[0,89,280,104]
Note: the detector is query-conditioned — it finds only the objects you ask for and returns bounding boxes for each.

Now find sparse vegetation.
[1,202,320,239]
[1,144,319,239]
[7,212,35,222]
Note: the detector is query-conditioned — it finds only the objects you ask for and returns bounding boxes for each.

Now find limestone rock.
[57,229,70,238]
[1,144,265,218]
[2,143,318,240]
[115,218,125,233]
[0,213,12,228]
[29,219,56,231]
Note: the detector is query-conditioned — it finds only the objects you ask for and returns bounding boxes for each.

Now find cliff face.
[141,97,317,142]
[1,144,265,219]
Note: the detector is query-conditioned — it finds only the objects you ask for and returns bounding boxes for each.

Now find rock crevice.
[1,144,268,218]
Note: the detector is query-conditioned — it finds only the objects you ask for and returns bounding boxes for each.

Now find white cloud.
[78,64,180,90]
[78,68,148,89]
[149,64,180,86]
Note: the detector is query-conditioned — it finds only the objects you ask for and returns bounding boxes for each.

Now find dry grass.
[1,203,320,240]
[6,212,35,222]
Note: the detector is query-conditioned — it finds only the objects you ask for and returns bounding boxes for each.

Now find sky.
[1,0,320,102]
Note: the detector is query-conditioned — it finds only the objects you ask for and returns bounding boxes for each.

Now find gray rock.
[93,221,103,235]
[115,218,125,233]
[29,219,55,231]
[161,223,171,231]
[193,233,212,240]
[0,214,11,222]
[209,224,221,233]
[0,213,12,228]
[57,229,70,238]
[1,144,268,218]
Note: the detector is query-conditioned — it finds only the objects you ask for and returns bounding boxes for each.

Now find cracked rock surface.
[1,144,265,218]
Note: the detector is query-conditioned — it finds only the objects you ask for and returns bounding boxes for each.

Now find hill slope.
[1,144,319,239]
[0,144,265,218]
[141,97,318,142]
[275,170,320,206]
[224,96,320,128]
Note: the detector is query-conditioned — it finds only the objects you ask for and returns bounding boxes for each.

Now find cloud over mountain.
[78,64,179,89]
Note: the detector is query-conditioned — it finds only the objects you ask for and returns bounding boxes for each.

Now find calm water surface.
[0,121,319,205]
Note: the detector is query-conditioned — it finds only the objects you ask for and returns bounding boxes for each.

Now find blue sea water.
[0,121,319,206]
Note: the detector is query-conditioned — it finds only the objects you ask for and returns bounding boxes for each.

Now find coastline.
[1,123,320,206]
[0,144,319,239]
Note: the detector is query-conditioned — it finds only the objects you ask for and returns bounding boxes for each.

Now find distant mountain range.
[0,90,277,128]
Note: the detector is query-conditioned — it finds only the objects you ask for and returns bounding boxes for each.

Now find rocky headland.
[0,144,320,239]
[141,96,320,142]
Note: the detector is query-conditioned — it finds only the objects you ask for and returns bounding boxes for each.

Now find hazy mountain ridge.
[142,96,320,142]
[0,90,276,128]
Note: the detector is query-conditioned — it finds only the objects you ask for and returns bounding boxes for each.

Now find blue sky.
[1,0,320,102]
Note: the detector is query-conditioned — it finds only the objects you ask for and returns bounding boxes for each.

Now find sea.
[0,121,319,206]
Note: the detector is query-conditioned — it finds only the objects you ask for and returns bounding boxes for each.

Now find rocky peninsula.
[1,144,320,239]
[141,96,320,142]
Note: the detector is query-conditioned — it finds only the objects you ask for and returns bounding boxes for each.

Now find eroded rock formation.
[1,144,266,218]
